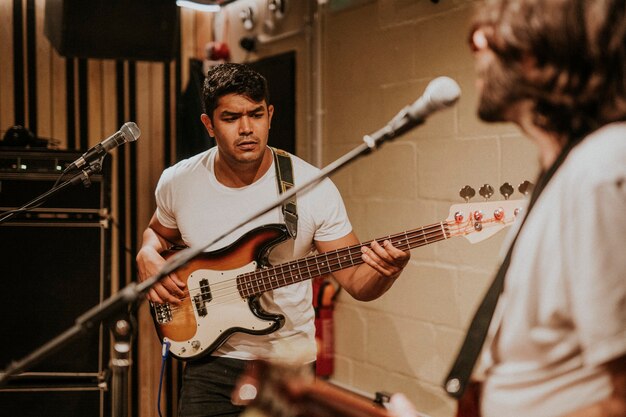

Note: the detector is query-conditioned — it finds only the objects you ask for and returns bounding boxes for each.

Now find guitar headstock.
[447,183,530,244]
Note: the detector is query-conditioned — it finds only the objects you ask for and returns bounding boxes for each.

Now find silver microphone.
[406,76,462,122]
[364,77,461,147]
[71,122,141,169]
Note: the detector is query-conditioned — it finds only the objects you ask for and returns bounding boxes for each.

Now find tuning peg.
[518,180,535,196]
[459,185,476,202]
[499,182,514,200]
[479,184,494,200]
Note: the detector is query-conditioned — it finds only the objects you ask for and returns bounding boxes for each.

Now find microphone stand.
[110,315,134,417]
[0,110,421,415]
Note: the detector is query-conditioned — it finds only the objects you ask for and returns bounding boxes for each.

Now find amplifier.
[0,149,111,416]
[0,149,110,225]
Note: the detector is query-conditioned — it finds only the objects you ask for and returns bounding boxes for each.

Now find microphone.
[364,76,461,147]
[70,122,141,169]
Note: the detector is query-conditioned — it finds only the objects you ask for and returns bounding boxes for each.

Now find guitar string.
[153,215,512,316]
[154,224,452,316]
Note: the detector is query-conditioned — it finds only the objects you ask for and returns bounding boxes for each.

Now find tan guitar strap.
[271,147,298,239]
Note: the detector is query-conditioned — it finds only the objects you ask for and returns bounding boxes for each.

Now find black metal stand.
[111,318,133,417]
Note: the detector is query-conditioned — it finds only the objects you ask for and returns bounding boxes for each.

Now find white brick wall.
[323,1,539,416]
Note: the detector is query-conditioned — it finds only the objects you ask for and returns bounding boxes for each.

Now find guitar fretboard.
[236,221,450,297]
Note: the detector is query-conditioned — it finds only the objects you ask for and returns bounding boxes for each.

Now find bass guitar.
[151,199,523,361]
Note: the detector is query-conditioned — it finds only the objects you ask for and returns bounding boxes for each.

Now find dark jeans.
[179,356,247,417]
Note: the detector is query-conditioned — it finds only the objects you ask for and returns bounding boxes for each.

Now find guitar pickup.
[153,302,173,324]
[193,278,212,317]
[199,278,212,302]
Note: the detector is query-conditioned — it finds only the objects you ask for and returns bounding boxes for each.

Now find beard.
[477,59,524,122]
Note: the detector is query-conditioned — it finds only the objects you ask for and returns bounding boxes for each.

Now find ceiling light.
[176,0,221,12]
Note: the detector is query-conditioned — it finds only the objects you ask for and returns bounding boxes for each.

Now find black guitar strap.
[443,138,579,399]
[271,147,298,239]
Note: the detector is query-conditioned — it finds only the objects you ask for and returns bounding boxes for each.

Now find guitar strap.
[271,147,298,239]
[443,137,580,399]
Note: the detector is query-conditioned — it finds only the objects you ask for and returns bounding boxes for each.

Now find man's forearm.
[343,263,397,301]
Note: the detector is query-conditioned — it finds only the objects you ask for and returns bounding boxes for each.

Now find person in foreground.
[136,63,410,417]
[392,0,626,416]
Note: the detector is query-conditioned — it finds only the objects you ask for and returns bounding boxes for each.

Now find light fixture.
[176,0,221,13]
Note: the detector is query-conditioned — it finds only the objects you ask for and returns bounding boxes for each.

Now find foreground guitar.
[232,360,435,417]
[151,199,523,360]
[232,360,394,417]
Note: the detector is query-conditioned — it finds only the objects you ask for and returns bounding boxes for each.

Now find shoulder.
[272,151,346,208]
[282,152,321,177]
[560,123,626,190]
[160,149,212,183]
[564,122,626,193]
[284,153,344,196]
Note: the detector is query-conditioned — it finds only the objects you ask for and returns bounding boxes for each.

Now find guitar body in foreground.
[152,199,523,361]
[152,224,291,360]
[233,360,394,417]
[233,361,476,417]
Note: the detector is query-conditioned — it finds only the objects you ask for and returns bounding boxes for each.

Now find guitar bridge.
[153,302,173,324]
[193,278,212,317]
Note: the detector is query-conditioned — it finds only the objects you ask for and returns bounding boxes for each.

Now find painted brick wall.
[323,1,539,416]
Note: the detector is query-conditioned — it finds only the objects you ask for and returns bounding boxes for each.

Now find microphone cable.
[157,340,171,417]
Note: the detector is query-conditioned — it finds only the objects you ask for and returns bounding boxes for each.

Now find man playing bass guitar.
[136,63,410,417]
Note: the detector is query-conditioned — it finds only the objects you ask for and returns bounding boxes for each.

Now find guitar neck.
[237,221,449,297]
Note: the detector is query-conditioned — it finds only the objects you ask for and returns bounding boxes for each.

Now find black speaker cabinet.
[44,0,179,61]
[0,150,111,416]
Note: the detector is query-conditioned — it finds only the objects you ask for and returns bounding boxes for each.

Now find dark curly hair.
[202,63,270,120]
[472,0,626,140]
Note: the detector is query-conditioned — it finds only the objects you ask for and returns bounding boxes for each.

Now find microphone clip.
[69,157,104,188]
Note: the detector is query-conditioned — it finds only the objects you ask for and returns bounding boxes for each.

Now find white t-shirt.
[154,147,352,361]
[480,123,626,417]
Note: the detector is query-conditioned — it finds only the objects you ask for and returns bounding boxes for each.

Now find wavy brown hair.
[203,63,270,121]
[472,0,626,140]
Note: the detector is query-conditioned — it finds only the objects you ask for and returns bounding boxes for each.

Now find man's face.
[471,29,521,123]
[202,93,274,166]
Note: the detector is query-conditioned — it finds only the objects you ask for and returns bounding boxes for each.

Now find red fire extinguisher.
[313,276,340,377]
